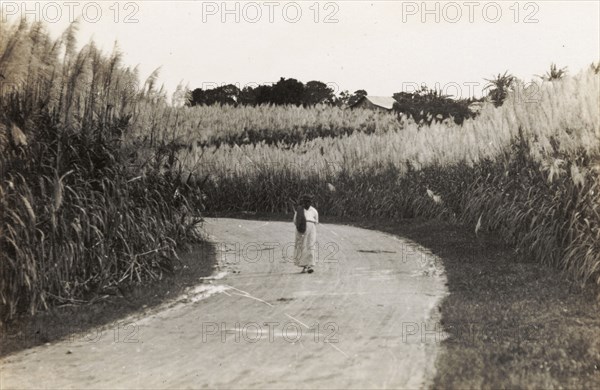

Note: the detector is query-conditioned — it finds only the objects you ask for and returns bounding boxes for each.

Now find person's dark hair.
[299,193,313,207]
[295,205,307,233]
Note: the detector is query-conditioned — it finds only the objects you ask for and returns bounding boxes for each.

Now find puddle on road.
[276,297,294,302]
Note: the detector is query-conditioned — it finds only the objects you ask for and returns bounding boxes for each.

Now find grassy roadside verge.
[355,218,600,389]
[0,241,216,358]
[209,211,600,388]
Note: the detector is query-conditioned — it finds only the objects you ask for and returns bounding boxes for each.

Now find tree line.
[187,64,570,125]
[187,78,369,108]
[187,77,477,124]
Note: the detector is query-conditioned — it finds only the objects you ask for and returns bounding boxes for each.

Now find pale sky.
[3,1,599,98]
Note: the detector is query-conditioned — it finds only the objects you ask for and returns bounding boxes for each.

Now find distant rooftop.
[350,96,397,110]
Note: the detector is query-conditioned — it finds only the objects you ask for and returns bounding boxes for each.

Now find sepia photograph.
[0,1,599,389]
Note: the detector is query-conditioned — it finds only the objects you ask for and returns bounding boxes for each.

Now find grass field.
[182,68,600,289]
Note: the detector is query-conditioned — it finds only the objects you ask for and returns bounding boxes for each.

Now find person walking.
[293,194,319,274]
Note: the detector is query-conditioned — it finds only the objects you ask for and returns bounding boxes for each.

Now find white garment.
[294,206,319,224]
[293,206,319,267]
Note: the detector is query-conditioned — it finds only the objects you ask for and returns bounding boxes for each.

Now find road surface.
[0,218,448,389]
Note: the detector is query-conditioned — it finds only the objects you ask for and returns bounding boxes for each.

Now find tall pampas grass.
[189,66,600,286]
[0,20,204,322]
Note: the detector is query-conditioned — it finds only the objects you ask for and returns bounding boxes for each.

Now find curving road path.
[0,218,448,389]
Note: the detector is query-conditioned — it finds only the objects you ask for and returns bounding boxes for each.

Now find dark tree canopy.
[348,89,368,106]
[303,81,335,106]
[189,84,240,106]
[253,85,274,105]
[189,78,337,107]
[269,77,305,106]
[392,86,477,125]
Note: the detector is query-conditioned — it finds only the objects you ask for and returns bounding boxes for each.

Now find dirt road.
[0,218,448,389]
